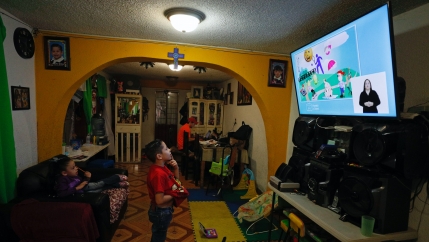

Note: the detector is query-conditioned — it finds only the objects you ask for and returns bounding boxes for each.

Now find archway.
[34,32,292,181]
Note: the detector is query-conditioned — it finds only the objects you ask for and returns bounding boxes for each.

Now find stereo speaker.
[293,117,336,152]
[352,123,402,167]
[307,158,343,207]
[274,163,293,182]
[292,117,316,152]
[353,117,429,179]
[287,147,312,185]
[338,166,411,234]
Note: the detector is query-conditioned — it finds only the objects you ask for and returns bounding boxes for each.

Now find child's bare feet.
[119,181,129,188]
[117,174,128,182]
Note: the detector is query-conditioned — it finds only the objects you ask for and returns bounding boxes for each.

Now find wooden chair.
[182,132,198,184]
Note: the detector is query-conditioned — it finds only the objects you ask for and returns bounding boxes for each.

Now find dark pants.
[83,174,120,193]
[148,205,174,242]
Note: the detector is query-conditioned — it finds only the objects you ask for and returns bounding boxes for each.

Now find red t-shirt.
[177,123,191,150]
[147,165,175,207]
[147,164,189,207]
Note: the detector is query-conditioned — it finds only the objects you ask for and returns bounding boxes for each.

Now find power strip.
[334,125,353,132]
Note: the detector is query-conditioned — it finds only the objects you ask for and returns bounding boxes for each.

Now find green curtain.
[96,75,107,98]
[82,78,93,135]
[0,16,17,203]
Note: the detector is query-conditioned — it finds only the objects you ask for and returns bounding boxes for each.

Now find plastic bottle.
[62,142,66,155]
[86,133,91,144]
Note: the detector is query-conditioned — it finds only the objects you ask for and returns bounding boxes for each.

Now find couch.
[0,155,128,242]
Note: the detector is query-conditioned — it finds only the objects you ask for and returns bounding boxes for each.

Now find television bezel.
[290,2,399,120]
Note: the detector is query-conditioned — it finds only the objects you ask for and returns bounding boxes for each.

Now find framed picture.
[44,36,70,70]
[191,86,203,98]
[268,59,288,88]
[237,83,252,106]
[11,86,30,110]
[212,89,220,100]
[224,94,228,105]
[227,83,231,94]
[229,92,234,104]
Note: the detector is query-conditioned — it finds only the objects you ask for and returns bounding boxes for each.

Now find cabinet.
[188,98,224,135]
[115,94,142,163]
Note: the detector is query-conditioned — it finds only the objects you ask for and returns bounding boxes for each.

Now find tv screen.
[290,3,398,118]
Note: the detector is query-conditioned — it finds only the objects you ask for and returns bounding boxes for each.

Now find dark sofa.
[0,155,128,242]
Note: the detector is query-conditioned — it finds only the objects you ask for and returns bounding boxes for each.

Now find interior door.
[154,91,178,148]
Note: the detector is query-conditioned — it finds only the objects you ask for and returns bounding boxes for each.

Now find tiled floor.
[111,159,200,242]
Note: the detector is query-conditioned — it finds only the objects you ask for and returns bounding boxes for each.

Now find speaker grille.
[353,129,385,166]
[338,177,373,218]
[292,117,316,151]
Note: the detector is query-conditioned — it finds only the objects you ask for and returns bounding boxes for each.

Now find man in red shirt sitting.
[177,116,198,152]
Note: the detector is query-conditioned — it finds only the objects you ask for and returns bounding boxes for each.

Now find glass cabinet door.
[206,101,216,128]
[116,95,141,125]
[216,102,222,126]
[199,101,205,126]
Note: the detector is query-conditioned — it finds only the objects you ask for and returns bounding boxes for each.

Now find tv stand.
[267,183,417,241]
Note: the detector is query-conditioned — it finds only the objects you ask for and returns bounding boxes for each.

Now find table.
[199,145,231,188]
[68,143,110,166]
[267,182,418,242]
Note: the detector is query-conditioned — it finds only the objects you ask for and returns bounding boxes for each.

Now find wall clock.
[13,28,35,59]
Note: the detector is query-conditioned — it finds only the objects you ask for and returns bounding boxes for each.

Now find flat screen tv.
[290,3,398,118]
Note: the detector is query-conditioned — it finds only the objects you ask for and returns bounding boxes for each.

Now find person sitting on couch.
[54,158,129,197]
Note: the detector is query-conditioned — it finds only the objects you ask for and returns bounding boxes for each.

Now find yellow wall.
[34,32,292,181]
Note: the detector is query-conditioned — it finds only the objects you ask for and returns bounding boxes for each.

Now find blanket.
[11,199,99,242]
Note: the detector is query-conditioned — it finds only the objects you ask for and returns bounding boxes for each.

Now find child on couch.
[54,157,128,197]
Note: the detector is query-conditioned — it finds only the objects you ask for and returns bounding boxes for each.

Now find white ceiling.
[1,0,427,83]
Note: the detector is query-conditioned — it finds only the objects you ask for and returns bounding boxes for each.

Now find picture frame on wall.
[11,86,30,110]
[227,83,231,94]
[229,92,234,104]
[191,86,203,98]
[268,59,288,88]
[237,82,252,105]
[44,36,71,70]
[224,94,228,105]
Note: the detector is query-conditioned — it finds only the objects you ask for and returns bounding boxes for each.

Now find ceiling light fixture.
[194,66,206,74]
[164,8,205,33]
[139,62,155,69]
[169,64,183,71]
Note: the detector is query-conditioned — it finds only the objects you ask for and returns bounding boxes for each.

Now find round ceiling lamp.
[169,64,183,71]
[164,8,205,33]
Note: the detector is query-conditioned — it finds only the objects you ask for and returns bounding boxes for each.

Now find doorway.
[155,90,178,147]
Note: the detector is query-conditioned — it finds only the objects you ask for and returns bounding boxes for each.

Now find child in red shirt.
[145,139,187,242]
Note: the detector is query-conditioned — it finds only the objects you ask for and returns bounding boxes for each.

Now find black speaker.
[307,158,343,207]
[393,116,429,179]
[292,117,316,152]
[352,123,402,167]
[338,167,411,234]
[274,163,293,182]
[287,147,311,185]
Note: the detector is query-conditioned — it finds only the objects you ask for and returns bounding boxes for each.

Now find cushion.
[87,159,114,168]
[101,188,129,223]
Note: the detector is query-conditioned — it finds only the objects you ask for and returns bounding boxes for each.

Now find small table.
[267,182,418,242]
[69,143,110,167]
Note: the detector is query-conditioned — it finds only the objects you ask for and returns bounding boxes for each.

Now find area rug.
[189,201,246,242]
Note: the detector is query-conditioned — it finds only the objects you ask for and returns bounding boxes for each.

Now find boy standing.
[145,139,180,242]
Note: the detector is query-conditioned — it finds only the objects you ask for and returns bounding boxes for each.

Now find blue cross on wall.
[167,48,185,70]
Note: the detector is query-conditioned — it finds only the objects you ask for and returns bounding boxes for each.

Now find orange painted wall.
[34,32,292,181]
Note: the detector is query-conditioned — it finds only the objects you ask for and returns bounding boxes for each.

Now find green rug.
[189,201,246,242]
